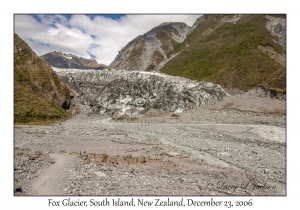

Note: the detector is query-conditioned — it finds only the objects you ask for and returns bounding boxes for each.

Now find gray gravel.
[14,88,286,196]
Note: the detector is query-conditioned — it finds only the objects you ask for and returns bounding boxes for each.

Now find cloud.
[14,14,201,65]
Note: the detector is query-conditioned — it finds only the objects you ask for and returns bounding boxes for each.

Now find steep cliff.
[109,22,191,72]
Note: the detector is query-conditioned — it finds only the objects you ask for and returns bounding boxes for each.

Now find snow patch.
[63,54,72,60]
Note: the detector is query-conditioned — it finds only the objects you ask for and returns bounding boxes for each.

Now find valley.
[14,87,286,196]
[14,14,286,196]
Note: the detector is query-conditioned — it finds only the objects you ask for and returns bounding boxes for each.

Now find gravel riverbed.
[14,88,286,196]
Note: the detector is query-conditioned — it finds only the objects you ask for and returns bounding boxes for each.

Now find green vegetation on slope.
[161,15,286,94]
[14,33,71,124]
[14,83,69,123]
[145,64,155,71]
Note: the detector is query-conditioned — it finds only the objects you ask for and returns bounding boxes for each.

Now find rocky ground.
[14,88,286,196]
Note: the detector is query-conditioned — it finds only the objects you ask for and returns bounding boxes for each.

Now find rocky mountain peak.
[151,22,189,33]
[41,51,108,70]
[109,22,191,72]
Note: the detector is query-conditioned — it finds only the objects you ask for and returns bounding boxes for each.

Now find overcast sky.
[14,14,201,65]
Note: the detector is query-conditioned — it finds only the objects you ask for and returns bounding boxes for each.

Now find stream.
[148,132,286,196]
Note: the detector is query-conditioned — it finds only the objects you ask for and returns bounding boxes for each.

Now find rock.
[94,172,106,177]
[256,183,264,187]
[252,151,257,155]
[166,152,180,157]
[265,15,286,48]
[109,22,191,72]
[49,159,55,164]
[14,181,22,192]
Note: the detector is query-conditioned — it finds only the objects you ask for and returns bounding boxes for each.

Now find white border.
[3,0,298,209]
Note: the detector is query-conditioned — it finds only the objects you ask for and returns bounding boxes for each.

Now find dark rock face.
[57,69,228,116]
[41,51,108,70]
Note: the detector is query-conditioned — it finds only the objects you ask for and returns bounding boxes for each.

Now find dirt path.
[14,89,286,196]
[30,153,77,195]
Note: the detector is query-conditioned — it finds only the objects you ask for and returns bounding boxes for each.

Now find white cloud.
[14,14,201,65]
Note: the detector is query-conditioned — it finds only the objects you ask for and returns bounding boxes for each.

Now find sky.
[14,14,201,66]
[4,0,300,209]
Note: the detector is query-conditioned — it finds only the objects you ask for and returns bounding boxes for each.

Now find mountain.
[41,51,108,70]
[160,14,286,95]
[109,22,191,71]
[14,33,71,123]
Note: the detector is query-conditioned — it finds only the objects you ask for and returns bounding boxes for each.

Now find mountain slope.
[41,51,108,70]
[109,22,191,71]
[160,14,286,95]
[14,33,71,123]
